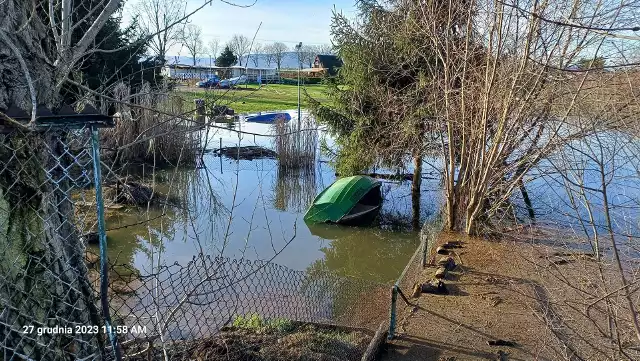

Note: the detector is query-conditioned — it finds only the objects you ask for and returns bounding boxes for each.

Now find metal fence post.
[388,285,398,340]
[420,230,427,267]
[91,126,122,361]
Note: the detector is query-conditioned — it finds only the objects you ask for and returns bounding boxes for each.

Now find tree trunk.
[412,154,422,230]
[0,4,56,110]
[1,3,104,359]
[0,133,104,360]
[520,182,536,222]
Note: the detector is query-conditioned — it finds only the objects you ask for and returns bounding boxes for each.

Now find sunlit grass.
[180,83,331,113]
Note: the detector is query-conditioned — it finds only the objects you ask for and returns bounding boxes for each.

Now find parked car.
[218,75,248,88]
[196,76,220,88]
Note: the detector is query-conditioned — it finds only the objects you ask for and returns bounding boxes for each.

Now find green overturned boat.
[304,175,382,226]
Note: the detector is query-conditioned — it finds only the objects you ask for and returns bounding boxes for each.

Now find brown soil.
[381,230,640,361]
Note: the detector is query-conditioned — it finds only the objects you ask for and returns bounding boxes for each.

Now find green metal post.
[388,285,398,340]
[91,126,122,360]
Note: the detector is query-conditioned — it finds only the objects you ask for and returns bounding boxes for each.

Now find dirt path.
[380,231,639,361]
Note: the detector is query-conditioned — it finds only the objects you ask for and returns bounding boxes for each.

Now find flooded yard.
[94,111,441,285]
[94,113,640,286]
[89,112,640,350]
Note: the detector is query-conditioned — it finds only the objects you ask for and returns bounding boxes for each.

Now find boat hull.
[304,175,383,226]
[245,112,292,123]
[337,204,381,226]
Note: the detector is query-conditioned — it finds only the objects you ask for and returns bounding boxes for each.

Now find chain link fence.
[0,122,111,360]
[387,216,443,340]
[99,255,388,360]
[0,116,392,360]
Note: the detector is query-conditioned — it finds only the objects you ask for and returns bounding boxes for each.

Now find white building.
[162,64,279,83]
[161,64,216,80]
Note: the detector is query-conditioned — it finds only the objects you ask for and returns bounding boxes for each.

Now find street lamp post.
[295,42,302,130]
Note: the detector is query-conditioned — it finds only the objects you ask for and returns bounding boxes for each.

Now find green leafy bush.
[233,313,263,329]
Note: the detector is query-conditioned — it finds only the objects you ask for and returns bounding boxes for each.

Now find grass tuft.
[232,313,295,333]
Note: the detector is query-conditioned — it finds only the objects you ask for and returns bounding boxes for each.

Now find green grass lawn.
[180,83,331,114]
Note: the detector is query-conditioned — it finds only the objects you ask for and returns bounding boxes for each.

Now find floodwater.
[95,113,640,287]
[89,113,640,340]
[95,111,442,284]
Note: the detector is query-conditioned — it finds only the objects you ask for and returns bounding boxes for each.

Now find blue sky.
[125,0,358,56]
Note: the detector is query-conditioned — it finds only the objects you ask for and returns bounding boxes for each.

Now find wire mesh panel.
[107,256,387,360]
[0,124,108,360]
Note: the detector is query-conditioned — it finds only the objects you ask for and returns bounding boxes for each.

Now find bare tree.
[181,24,204,66]
[299,45,317,68]
[263,43,276,67]
[270,42,288,70]
[228,34,250,66]
[207,38,220,66]
[316,43,333,55]
[251,43,263,67]
[133,0,187,63]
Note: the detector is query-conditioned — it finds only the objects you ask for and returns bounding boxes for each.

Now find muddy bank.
[382,230,640,361]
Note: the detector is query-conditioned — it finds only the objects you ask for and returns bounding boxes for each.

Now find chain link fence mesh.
[101,256,388,360]
[0,121,393,360]
[0,124,108,360]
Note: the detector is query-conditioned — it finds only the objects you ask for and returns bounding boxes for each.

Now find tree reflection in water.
[98,167,226,270]
[273,165,317,213]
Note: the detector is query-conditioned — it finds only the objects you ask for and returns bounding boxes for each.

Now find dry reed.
[272,115,318,171]
[102,82,202,167]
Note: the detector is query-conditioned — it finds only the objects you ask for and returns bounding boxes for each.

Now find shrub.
[232,313,295,332]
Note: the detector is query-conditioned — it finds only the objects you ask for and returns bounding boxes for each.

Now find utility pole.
[295,42,302,131]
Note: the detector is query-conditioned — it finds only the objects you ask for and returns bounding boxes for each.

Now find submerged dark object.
[213,146,278,160]
[245,112,291,123]
[487,340,517,347]
[304,175,382,226]
[81,232,99,245]
[104,181,154,205]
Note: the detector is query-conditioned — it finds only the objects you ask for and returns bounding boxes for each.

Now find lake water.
[520,131,640,258]
[97,111,442,285]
